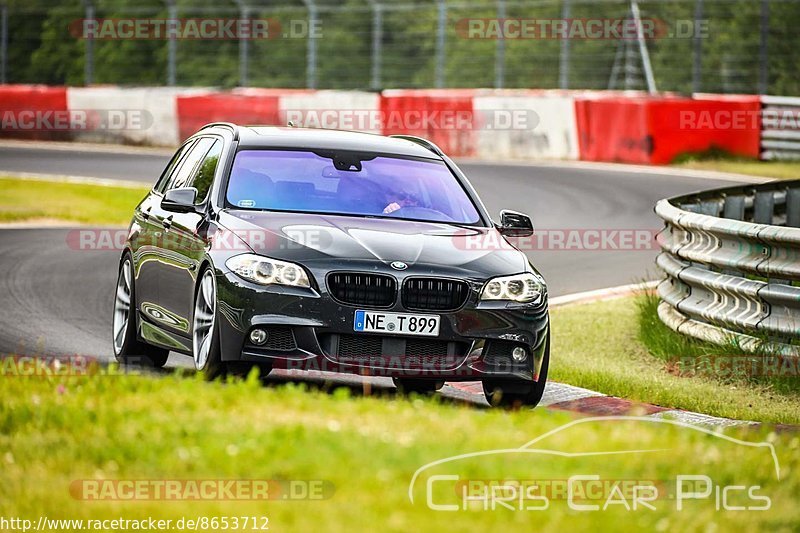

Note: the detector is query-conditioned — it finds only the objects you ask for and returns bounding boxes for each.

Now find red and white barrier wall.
[575,93,761,164]
[0,85,68,141]
[473,90,579,160]
[0,84,766,165]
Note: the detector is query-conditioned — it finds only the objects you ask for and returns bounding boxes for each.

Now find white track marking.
[649,410,757,428]
[0,172,148,189]
[456,157,772,184]
[549,280,659,307]
[539,382,606,406]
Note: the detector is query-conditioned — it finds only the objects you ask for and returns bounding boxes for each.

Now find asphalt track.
[0,143,743,395]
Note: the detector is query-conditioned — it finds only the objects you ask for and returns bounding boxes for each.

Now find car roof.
[206,125,443,160]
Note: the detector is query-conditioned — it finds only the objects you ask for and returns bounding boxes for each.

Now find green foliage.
[3,0,799,94]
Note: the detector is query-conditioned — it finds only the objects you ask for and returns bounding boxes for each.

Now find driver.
[382,190,421,214]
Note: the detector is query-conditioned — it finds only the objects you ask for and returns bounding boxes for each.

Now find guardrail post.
[558,0,570,89]
[165,0,177,86]
[631,0,657,95]
[787,188,800,227]
[367,0,383,91]
[434,0,446,88]
[234,0,250,87]
[0,2,7,84]
[723,195,746,220]
[758,0,769,94]
[693,201,720,217]
[691,0,703,94]
[82,0,94,86]
[753,191,775,224]
[495,0,506,89]
[302,0,318,89]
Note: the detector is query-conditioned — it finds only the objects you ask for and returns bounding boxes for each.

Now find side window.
[186,139,223,204]
[165,138,214,192]
[155,141,195,193]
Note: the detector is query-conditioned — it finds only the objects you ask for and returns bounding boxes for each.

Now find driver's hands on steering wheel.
[382,191,419,214]
[383,202,402,214]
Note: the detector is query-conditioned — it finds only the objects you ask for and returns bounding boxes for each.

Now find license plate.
[353,310,440,336]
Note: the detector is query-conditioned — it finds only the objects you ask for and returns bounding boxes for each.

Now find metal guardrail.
[654,179,800,357]
[761,96,800,160]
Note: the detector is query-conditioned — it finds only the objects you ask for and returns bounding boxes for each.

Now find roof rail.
[389,135,445,157]
[199,122,239,140]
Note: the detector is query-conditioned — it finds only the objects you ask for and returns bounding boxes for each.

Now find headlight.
[225,254,311,288]
[480,272,544,303]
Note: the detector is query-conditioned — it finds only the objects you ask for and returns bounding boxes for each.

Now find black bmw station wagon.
[112,124,549,406]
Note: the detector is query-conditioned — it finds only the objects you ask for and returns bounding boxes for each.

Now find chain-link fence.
[1,0,799,95]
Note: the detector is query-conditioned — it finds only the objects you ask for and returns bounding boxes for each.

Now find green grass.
[673,159,800,180]
[636,292,800,394]
[1,370,798,531]
[550,295,800,425]
[670,150,800,180]
[0,177,149,225]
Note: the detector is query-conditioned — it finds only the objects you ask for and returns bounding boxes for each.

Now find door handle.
[163,215,173,231]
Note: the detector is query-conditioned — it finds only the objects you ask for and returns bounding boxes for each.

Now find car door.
[132,139,196,319]
[155,137,222,337]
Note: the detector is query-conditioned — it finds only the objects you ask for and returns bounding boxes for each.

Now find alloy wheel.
[192,270,217,370]
[112,258,132,355]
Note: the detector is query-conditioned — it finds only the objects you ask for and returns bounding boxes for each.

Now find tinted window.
[226,150,481,224]
[166,137,214,192]
[155,141,195,193]
[186,139,223,204]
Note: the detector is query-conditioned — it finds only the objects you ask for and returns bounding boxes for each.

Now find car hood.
[217,210,528,278]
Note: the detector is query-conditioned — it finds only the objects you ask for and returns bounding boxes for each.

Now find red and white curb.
[446,381,760,429]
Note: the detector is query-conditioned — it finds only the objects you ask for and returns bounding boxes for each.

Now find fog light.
[512,346,527,363]
[249,328,268,345]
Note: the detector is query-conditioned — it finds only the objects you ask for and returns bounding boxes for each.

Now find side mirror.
[497,209,534,237]
[161,187,199,213]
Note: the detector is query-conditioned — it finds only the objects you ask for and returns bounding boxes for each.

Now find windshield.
[226,150,482,224]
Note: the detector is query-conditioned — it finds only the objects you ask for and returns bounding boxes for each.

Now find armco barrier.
[760,95,800,160]
[0,85,68,141]
[576,95,761,165]
[655,180,800,357]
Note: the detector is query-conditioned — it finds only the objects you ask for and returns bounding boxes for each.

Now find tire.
[112,253,169,368]
[483,333,550,409]
[191,267,272,381]
[393,378,445,395]
[192,266,225,380]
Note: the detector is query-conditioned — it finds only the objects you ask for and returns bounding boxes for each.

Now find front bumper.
[216,270,549,382]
